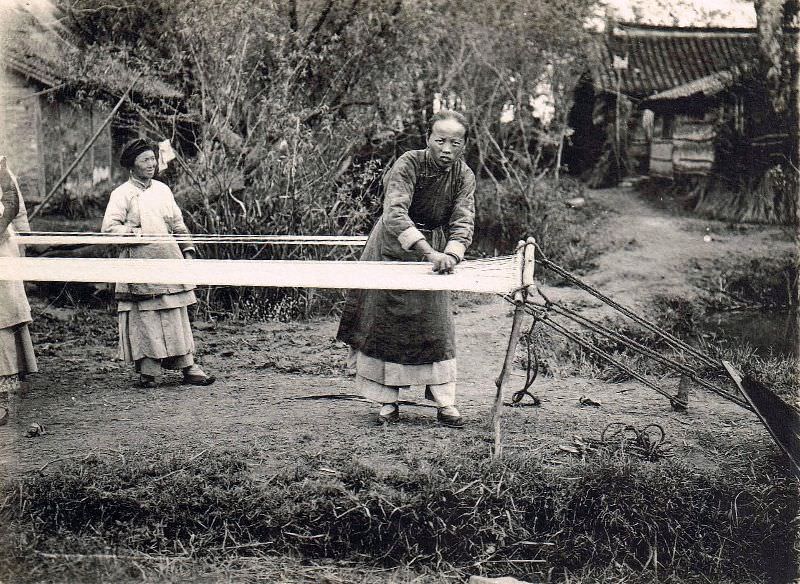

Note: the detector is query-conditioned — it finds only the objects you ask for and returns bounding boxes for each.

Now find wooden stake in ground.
[493,237,536,458]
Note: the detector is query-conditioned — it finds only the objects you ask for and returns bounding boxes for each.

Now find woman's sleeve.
[167,191,195,253]
[11,191,30,234]
[443,168,476,262]
[381,154,426,251]
[0,167,20,237]
[101,190,135,235]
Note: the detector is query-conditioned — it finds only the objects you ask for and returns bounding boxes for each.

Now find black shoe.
[136,375,157,389]
[183,373,216,386]
[437,408,465,428]
[377,403,400,425]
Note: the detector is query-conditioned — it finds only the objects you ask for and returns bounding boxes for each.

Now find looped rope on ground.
[598,422,673,461]
[559,423,673,461]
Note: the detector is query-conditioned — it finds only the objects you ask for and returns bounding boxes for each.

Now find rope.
[599,422,673,461]
[560,423,673,461]
[531,292,751,409]
[509,313,542,406]
[17,232,369,246]
[535,246,719,368]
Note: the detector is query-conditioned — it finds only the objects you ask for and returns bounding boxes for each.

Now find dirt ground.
[0,185,795,481]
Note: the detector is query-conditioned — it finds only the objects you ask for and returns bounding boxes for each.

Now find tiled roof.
[644,67,742,101]
[590,23,759,99]
[1,25,182,101]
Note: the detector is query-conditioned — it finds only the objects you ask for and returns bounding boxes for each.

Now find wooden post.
[554,129,565,184]
[493,237,536,458]
[673,374,690,412]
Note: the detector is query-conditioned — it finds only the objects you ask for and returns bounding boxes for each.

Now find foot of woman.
[182,366,215,386]
[437,405,465,428]
[378,403,400,425]
[0,391,7,426]
[137,374,157,388]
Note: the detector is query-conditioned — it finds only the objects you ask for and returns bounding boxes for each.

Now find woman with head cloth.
[0,156,37,425]
[337,110,475,427]
[102,138,214,388]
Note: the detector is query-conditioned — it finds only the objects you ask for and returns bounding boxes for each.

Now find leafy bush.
[474,176,612,272]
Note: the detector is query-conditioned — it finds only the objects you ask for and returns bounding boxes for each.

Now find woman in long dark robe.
[337,110,475,427]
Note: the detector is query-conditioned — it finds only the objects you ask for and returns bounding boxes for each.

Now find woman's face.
[427,118,466,168]
[131,150,157,180]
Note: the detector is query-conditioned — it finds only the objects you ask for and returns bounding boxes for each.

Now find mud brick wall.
[0,68,45,201]
[0,67,116,207]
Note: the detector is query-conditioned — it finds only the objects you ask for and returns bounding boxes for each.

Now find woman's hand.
[183,249,196,260]
[425,251,457,274]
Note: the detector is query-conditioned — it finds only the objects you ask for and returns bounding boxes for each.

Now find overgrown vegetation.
[41,0,597,318]
[696,256,797,310]
[473,176,613,274]
[1,448,796,583]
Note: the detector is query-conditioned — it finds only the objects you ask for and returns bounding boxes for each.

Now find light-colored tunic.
[0,168,37,379]
[102,178,197,368]
[336,149,475,393]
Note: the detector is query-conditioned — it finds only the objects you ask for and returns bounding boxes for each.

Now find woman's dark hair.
[428,109,470,140]
[119,138,158,169]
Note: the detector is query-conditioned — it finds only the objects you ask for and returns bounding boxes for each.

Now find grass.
[1,446,796,584]
[515,291,799,410]
[692,255,797,311]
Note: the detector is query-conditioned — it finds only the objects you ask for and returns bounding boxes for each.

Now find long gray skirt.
[0,323,37,379]
[118,303,195,364]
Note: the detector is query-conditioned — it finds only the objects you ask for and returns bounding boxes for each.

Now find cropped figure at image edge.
[0,156,37,425]
[102,139,215,388]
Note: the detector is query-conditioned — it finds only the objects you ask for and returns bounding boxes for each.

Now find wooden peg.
[493,240,528,458]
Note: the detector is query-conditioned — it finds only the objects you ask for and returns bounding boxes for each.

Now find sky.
[599,0,757,27]
[0,0,759,33]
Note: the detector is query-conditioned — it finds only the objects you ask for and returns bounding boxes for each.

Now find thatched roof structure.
[1,20,181,102]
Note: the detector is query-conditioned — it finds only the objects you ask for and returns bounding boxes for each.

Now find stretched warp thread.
[16,232,369,246]
[0,255,519,294]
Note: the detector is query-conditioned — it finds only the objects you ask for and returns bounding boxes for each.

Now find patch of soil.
[2,186,794,479]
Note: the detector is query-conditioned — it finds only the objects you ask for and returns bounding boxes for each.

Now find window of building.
[661,114,675,139]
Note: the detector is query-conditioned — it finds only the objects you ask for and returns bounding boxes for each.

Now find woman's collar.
[423,149,453,174]
[129,175,152,190]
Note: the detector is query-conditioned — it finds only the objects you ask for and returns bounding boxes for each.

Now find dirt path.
[0,186,794,479]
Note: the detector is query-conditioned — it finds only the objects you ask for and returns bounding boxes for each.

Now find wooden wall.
[0,67,116,206]
[648,111,716,178]
[41,98,115,205]
[650,139,674,177]
[671,113,715,175]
